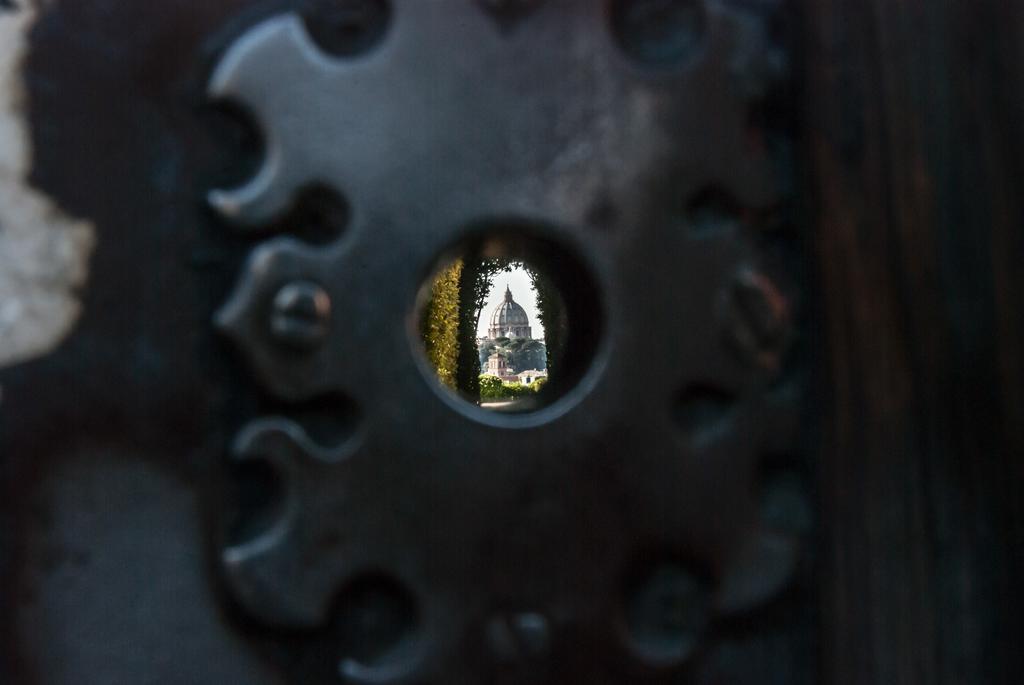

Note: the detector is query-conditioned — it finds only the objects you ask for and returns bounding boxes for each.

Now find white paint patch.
[0,5,96,368]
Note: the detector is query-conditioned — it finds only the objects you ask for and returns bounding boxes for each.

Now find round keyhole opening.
[413,224,603,417]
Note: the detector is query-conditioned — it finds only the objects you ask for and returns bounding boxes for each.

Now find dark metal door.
[1,1,1020,684]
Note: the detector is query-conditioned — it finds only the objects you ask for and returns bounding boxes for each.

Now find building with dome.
[487,285,533,339]
[479,285,547,380]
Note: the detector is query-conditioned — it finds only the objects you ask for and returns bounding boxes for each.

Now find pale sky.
[476,266,545,341]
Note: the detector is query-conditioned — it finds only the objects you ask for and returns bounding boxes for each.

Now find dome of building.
[488,285,533,339]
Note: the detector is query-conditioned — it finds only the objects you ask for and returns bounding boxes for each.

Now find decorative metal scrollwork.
[208,1,804,681]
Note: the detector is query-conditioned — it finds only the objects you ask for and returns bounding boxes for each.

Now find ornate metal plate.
[1,1,809,683]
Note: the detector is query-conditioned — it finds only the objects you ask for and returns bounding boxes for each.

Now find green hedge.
[479,374,548,401]
[421,260,462,389]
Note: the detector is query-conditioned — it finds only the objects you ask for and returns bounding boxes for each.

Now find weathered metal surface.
[207,1,805,681]
[0,1,810,683]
